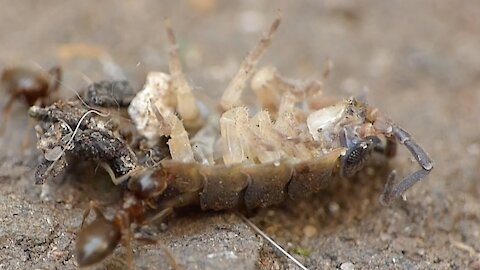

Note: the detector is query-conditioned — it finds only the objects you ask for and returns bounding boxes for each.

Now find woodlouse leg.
[219,13,282,111]
[165,20,202,129]
[380,126,433,205]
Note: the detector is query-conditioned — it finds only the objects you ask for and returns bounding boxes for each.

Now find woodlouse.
[74,14,433,267]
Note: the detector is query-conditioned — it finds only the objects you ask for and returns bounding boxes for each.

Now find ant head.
[128,169,167,200]
[340,135,381,178]
[75,214,122,266]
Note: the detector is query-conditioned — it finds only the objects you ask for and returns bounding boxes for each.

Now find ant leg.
[47,66,62,93]
[0,96,16,135]
[81,201,105,228]
[21,99,43,153]
[20,117,36,153]
[145,192,200,225]
[118,213,135,270]
[219,13,282,111]
[380,126,433,205]
[134,232,182,270]
[143,208,174,226]
[136,194,199,270]
[99,162,146,185]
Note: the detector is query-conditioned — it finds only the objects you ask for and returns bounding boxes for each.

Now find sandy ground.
[0,1,479,269]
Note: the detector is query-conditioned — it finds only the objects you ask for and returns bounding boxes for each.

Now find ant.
[0,66,62,146]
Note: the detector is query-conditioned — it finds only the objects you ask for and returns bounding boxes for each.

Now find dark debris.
[84,80,135,107]
[30,95,137,184]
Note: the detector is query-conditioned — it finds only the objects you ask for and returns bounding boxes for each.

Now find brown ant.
[0,66,61,146]
[76,170,182,268]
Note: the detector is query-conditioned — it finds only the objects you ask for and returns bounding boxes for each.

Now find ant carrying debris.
[70,14,433,269]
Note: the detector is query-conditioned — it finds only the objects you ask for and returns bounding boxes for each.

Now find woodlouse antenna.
[219,13,282,111]
[380,125,433,205]
[237,213,309,270]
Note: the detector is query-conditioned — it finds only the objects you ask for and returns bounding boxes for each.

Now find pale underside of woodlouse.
[125,15,433,210]
[75,14,433,267]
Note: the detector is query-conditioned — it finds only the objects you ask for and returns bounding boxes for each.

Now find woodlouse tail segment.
[380,125,433,205]
[75,201,122,267]
[219,13,282,111]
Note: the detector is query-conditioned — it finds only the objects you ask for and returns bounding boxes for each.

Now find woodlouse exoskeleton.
[75,14,433,267]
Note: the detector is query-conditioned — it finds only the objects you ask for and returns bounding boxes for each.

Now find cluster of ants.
[1,14,432,269]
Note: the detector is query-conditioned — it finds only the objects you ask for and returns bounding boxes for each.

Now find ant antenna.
[237,213,309,270]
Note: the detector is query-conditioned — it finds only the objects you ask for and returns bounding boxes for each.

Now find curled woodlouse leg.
[380,125,433,205]
[165,19,202,130]
[219,13,282,111]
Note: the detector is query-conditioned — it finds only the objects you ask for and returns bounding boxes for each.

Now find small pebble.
[329,202,340,214]
[340,262,355,270]
[303,225,317,238]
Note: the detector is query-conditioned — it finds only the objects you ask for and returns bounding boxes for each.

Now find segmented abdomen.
[161,148,344,210]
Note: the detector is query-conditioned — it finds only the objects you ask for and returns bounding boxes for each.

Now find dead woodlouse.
[74,14,433,268]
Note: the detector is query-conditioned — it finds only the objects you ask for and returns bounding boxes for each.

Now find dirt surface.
[1,1,479,269]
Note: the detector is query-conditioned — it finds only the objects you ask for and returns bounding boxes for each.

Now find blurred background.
[0,0,479,269]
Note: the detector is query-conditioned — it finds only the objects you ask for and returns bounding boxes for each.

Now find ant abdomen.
[75,214,122,267]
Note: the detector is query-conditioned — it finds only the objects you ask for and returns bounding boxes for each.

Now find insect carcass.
[74,15,433,267]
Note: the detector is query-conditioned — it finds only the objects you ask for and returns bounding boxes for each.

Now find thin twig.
[237,213,309,270]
